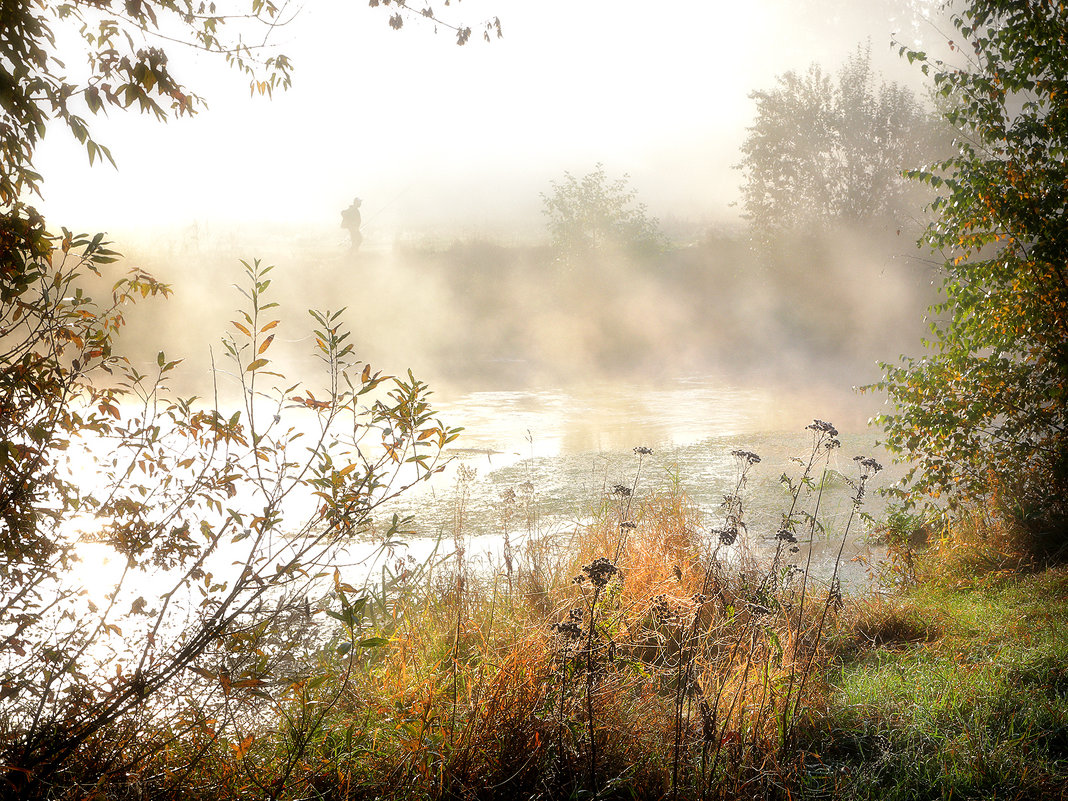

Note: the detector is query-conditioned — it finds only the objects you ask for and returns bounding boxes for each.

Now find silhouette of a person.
[341,197,363,252]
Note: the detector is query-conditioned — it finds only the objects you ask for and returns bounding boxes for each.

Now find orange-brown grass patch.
[586,671,676,796]
[437,635,557,797]
[921,498,1044,590]
[181,473,869,801]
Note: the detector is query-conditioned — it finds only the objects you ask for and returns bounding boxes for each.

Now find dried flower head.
[633,446,654,456]
[747,600,774,616]
[731,449,761,465]
[807,419,839,438]
[582,557,619,588]
[652,594,675,622]
[776,527,798,543]
[552,607,585,639]
[853,455,884,474]
[612,484,632,497]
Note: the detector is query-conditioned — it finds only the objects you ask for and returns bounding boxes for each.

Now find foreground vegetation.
[13,436,1067,801]
[173,492,1068,801]
[824,565,1068,800]
[3,0,1067,798]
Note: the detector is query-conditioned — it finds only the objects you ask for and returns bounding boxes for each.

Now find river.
[67,371,897,627]
[363,374,898,589]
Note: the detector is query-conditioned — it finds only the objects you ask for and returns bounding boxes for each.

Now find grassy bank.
[29,437,1068,801]
[807,563,1068,800]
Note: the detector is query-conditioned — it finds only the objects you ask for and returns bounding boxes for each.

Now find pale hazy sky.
[34,0,943,237]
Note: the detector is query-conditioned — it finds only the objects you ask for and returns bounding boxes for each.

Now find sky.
[33,0,947,240]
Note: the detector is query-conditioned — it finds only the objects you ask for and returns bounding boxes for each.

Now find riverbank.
[23,452,1068,800]
[808,563,1068,799]
[327,511,1068,800]
[198,480,1068,799]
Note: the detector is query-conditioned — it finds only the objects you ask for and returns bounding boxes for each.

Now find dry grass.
[270,480,857,800]
[831,594,941,659]
[119,481,1068,801]
[76,434,895,801]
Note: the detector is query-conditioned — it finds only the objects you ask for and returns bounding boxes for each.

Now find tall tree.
[874,0,1068,549]
[737,44,946,240]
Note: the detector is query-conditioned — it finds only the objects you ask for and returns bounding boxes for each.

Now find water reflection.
[372,375,894,588]
[430,375,822,463]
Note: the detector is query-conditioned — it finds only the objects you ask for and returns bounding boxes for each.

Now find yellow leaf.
[231,735,255,759]
[258,334,274,355]
[232,321,251,336]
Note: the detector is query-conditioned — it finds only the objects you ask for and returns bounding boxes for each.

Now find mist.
[105,216,936,438]
[36,0,956,444]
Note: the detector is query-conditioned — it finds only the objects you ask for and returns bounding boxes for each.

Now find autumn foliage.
[874,0,1068,552]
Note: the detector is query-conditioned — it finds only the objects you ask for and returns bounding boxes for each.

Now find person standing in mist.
[341,197,363,252]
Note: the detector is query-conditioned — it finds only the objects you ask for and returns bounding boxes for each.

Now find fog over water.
[35,0,956,561]
[104,220,935,434]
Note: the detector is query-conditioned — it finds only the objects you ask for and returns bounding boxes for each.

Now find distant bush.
[541,164,669,261]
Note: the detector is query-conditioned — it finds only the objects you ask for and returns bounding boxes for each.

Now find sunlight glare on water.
[431,375,792,468]
[60,375,893,604]
[370,375,894,588]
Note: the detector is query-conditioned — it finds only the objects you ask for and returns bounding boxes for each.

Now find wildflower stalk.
[704,422,839,795]
[702,450,760,595]
[614,446,652,563]
[572,556,619,796]
[784,456,882,749]
[684,449,761,800]
[551,607,584,767]
[449,465,475,747]
[778,422,840,747]
[671,592,708,801]
[585,585,601,793]
[761,421,839,600]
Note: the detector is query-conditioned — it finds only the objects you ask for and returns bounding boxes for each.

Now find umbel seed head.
[581,557,619,588]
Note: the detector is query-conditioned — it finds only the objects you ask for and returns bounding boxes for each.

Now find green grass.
[807,567,1068,800]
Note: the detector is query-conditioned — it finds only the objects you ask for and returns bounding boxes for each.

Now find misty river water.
[364,374,899,590]
[64,372,897,677]
[71,373,898,622]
